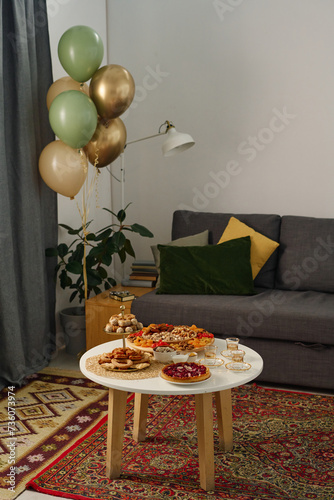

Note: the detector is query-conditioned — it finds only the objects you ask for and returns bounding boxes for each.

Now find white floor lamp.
[119,120,195,209]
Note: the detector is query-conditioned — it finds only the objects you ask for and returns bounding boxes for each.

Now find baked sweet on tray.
[104,313,143,334]
[160,362,210,383]
[98,347,151,371]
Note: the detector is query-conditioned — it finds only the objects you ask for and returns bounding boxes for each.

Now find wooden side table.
[85,285,154,350]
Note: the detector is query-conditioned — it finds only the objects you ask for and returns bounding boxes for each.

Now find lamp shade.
[161,127,195,157]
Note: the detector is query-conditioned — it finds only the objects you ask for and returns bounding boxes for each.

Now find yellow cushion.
[218,217,279,278]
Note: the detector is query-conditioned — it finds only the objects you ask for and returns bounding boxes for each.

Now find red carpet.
[27,384,334,500]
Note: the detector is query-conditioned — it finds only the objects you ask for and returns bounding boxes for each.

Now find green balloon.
[58,25,104,83]
[49,90,98,149]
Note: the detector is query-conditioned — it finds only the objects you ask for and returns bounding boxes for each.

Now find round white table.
[80,338,263,491]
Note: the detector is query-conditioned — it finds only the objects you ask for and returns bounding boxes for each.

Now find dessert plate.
[220,349,235,358]
[225,362,251,372]
[199,358,224,368]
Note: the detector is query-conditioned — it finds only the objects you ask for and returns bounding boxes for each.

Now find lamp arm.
[125,132,164,147]
[124,120,174,148]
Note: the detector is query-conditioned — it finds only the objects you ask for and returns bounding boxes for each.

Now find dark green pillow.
[157,236,255,295]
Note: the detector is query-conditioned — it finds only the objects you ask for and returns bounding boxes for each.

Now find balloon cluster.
[39,25,135,199]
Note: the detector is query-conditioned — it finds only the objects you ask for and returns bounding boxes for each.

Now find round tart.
[160,362,210,383]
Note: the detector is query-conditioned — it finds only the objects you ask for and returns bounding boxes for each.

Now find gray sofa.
[131,210,334,390]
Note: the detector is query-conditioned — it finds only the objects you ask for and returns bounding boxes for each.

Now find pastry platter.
[126,323,215,353]
[98,348,152,372]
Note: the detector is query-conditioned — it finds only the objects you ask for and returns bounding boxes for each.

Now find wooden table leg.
[195,393,215,491]
[106,388,128,479]
[214,389,233,451]
[133,393,149,442]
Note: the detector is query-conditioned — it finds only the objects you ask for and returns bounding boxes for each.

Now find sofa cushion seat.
[131,289,334,346]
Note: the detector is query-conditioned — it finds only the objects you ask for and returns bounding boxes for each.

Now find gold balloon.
[46,77,89,110]
[84,118,127,167]
[89,64,135,120]
[39,140,88,199]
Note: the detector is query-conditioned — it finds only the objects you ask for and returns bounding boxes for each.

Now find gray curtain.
[0,0,57,388]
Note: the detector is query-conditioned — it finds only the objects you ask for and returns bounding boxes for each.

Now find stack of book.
[121,260,158,288]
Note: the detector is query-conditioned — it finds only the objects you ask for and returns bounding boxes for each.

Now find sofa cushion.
[131,289,334,346]
[157,237,255,295]
[151,230,209,287]
[275,215,334,292]
[218,216,279,278]
[171,211,281,288]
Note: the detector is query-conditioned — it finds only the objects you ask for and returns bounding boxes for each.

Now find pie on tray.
[98,347,151,371]
[160,362,211,383]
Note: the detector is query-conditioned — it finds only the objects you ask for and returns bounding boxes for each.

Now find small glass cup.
[226,337,239,351]
[231,349,245,363]
[204,345,217,360]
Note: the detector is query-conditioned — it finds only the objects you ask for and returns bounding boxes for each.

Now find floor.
[17,346,333,499]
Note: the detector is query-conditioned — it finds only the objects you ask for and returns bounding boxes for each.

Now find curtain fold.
[0,0,57,388]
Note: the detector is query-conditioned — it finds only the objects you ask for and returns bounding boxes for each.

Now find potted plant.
[46,205,153,354]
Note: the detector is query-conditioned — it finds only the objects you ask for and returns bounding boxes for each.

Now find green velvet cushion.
[157,236,255,295]
[151,230,209,288]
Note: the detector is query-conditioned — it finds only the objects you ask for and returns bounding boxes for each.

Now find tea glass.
[204,345,218,360]
[226,337,239,351]
[231,349,245,363]
[221,337,240,358]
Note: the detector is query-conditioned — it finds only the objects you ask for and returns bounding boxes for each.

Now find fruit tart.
[160,362,210,383]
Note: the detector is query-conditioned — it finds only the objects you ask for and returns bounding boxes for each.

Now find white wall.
[47,0,334,298]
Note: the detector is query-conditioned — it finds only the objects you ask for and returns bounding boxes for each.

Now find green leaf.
[101,253,112,266]
[69,290,78,302]
[60,269,72,289]
[103,207,117,218]
[118,246,126,263]
[124,238,136,257]
[95,228,112,241]
[88,246,103,258]
[130,223,154,238]
[97,267,108,279]
[92,285,102,296]
[57,243,69,258]
[66,261,82,274]
[59,224,81,235]
[111,231,126,250]
[71,243,85,262]
[117,209,126,223]
[87,269,102,287]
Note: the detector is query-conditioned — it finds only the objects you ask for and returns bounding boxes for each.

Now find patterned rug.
[0,369,109,499]
[27,384,334,500]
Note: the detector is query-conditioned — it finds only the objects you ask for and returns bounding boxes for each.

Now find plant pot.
[59,306,86,355]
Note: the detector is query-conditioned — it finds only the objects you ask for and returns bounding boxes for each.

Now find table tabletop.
[80,337,263,395]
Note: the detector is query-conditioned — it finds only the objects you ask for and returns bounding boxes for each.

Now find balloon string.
[76,150,100,301]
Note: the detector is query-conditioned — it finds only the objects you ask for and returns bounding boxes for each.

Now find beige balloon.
[89,64,135,119]
[84,118,127,167]
[39,140,88,199]
[46,77,89,110]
